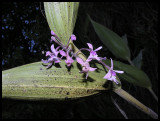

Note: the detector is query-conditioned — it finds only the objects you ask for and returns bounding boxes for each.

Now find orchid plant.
[1,2,158,119]
[42,30,124,84]
[40,2,158,119]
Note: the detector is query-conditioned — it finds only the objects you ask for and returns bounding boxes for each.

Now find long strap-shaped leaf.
[2,61,110,100]
[114,88,158,119]
[88,15,131,61]
[44,2,79,45]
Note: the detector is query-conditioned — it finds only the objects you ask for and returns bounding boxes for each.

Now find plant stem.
[113,88,158,119]
[66,37,71,49]
[148,87,158,102]
[98,60,110,70]
[68,41,87,61]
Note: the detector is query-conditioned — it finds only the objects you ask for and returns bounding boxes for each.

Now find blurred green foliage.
[2,2,158,119]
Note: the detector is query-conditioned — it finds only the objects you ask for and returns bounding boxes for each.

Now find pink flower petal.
[68,57,74,63]
[110,58,113,69]
[59,50,67,57]
[86,58,92,62]
[94,56,101,61]
[104,70,112,79]
[76,57,84,65]
[51,44,56,54]
[103,57,107,60]
[114,70,124,74]
[54,60,61,63]
[89,67,97,72]
[85,72,89,79]
[87,43,93,50]
[46,62,53,68]
[46,51,52,57]
[84,62,90,69]
[86,55,94,62]
[96,57,106,61]
[94,46,102,52]
[41,59,49,64]
[48,56,54,62]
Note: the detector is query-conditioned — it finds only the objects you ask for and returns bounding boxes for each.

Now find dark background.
[2,2,158,119]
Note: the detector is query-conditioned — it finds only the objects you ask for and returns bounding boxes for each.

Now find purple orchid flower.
[59,50,74,67]
[42,44,61,68]
[104,58,124,84]
[76,57,97,79]
[86,43,106,62]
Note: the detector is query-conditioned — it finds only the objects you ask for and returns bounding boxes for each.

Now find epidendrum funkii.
[42,31,124,84]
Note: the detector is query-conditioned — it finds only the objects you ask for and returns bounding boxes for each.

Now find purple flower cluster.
[42,31,124,84]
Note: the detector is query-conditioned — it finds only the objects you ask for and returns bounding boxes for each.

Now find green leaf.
[44,2,79,45]
[105,59,152,88]
[89,16,131,61]
[121,34,128,46]
[132,49,143,69]
[2,61,111,100]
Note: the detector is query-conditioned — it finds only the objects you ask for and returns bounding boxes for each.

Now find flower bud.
[71,34,76,41]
